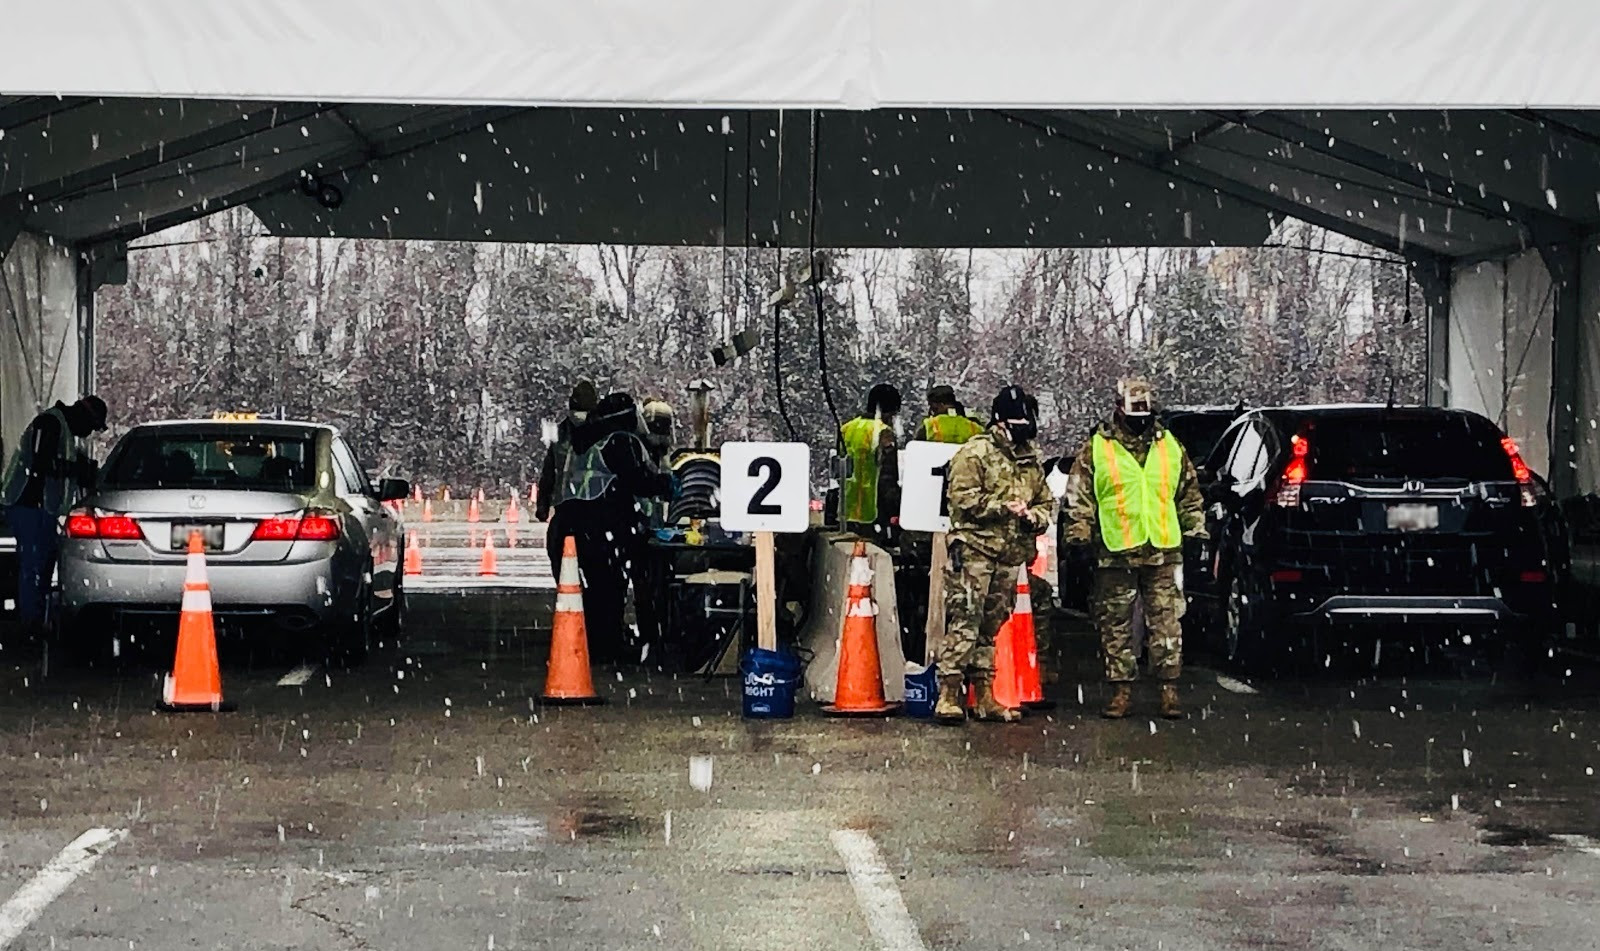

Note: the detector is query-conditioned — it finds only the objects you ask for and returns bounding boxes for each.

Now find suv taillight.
[65,511,143,540]
[251,512,340,542]
[1501,437,1538,508]
[1274,434,1310,507]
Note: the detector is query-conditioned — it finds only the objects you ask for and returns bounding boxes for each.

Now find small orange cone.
[422,498,433,523]
[529,484,538,506]
[824,541,898,716]
[467,496,481,523]
[1029,535,1050,579]
[412,485,423,503]
[996,565,1051,710]
[505,493,521,524]
[404,530,424,576]
[542,536,603,705]
[478,533,499,577]
[160,531,233,712]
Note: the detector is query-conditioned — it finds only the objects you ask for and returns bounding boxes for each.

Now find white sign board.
[718,441,811,533]
[899,441,962,533]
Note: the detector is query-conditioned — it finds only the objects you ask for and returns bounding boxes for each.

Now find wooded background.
[97,211,1424,489]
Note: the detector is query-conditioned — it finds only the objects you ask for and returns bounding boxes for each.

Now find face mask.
[1122,412,1153,435]
[1005,419,1038,444]
[571,411,588,422]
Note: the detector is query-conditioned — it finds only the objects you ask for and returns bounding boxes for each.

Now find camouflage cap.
[1116,378,1155,415]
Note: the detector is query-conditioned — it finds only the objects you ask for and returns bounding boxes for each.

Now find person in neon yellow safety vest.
[916,385,983,445]
[838,383,902,534]
[1062,378,1205,721]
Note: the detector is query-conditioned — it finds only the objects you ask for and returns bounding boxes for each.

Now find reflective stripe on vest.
[1092,431,1182,552]
[922,413,982,445]
[840,417,887,523]
[558,432,643,504]
[1,406,77,512]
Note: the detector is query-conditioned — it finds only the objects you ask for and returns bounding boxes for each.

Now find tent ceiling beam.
[999,110,1438,263]
[1215,111,1575,242]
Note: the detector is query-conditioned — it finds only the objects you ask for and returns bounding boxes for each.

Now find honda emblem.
[1403,480,1424,494]
[188,494,206,510]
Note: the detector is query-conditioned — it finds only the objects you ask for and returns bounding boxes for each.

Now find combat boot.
[934,674,967,725]
[972,676,1022,723]
[1159,682,1183,719]
[1101,683,1133,719]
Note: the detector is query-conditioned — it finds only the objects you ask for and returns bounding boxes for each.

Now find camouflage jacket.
[946,429,1055,566]
[1063,417,1206,567]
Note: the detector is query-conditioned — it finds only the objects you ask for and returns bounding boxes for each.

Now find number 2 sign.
[718,442,811,533]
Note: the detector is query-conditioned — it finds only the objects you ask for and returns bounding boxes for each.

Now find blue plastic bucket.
[741,648,802,719]
[903,663,938,718]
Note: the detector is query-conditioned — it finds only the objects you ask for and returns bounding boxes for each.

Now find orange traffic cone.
[529,484,538,506]
[478,533,499,577]
[996,565,1052,710]
[412,485,423,504]
[505,493,521,524]
[542,536,603,705]
[422,498,433,523]
[404,530,424,576]
[443,487,452,502]
[159,531,233,712]
[1029,535,1050,579]
[824,541,898,716]
[467,496,481,523]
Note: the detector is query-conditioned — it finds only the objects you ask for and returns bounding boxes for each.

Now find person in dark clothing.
[554,392,672,664]
[2,396,108,634]
[537,381,600,574]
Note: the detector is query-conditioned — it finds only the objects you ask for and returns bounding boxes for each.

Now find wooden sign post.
[719,441,812,655]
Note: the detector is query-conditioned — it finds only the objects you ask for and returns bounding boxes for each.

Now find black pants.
[554,501,638,665]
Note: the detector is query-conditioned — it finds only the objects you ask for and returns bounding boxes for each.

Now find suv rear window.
[1305,415,1515,482]
[104,429,317,490]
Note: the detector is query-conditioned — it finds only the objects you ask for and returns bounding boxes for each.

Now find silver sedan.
[57,418,408,664]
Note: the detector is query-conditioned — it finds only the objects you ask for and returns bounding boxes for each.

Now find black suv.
[1186,405,1568,672]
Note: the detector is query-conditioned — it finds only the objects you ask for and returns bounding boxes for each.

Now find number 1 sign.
[718,442,811,533]
[899,441,962,533]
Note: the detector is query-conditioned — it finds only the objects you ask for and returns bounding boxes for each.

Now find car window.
[1164,413,1234,462]
[1227,422,1269,487]
[1307,415,1515,482]
[103,429,316,490]
[330,439,372,496]
[1206,417,1251,478]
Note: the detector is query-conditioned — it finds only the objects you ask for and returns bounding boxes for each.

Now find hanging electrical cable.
[808,108,844,429]
[769,110,801,440]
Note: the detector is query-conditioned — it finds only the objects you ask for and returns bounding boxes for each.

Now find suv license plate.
[1386,503,1439,532]
[172,524,224,551]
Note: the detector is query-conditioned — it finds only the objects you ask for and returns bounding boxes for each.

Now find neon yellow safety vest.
[921,413,982,445]
[840,416,888,523]
[1092,431,1182,552]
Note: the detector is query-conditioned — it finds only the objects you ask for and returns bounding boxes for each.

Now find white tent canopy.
[4,1,1600,493]
[4,0,1600,109]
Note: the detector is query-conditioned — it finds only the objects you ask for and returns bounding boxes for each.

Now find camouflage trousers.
[933,543,1020,678]
[1027,570,1055,657]
[1092,563,1182,682]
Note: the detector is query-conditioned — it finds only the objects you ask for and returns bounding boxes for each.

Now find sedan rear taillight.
[65,512,144,540]
[251,512,340,542]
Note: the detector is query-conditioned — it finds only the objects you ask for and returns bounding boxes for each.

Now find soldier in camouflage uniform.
[933,385,1056,724]
[1063,379,1206,720]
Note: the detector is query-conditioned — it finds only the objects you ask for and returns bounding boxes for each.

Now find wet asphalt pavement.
[1,595,1599,950]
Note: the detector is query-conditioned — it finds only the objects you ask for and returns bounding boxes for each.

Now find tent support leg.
[1539,243,1582,498]
[1409,253,1450,407]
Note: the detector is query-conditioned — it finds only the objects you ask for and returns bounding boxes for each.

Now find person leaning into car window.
[1,395,108,638]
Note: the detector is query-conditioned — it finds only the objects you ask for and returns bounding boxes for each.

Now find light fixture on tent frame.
[298,171,345,211]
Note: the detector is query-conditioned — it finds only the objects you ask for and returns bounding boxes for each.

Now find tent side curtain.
[3,0,1600,108]
[0,232,81,462]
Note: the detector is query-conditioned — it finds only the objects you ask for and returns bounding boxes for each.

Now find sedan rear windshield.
[104,430,318,490]
[1305,416,1516,482]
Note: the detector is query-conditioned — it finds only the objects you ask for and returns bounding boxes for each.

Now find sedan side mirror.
[377,477,410,502]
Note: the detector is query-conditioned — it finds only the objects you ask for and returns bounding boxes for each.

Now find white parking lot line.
[277,664,318,687]
[831,829,929,951]
[0,827,127,948]
[1215,673,1259,695]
